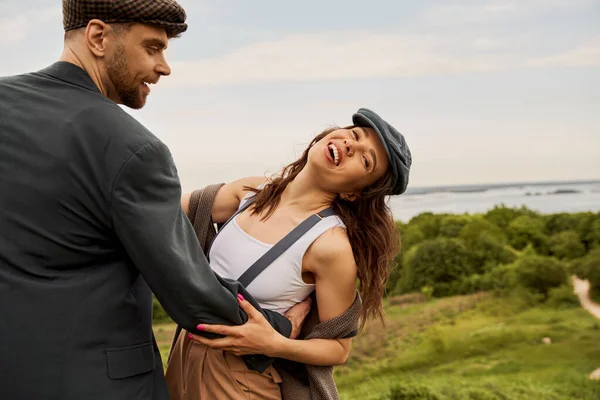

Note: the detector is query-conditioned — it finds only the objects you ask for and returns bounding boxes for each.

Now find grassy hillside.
[155,322,177,367]
[153,291,600,399]
[335,292,600,400]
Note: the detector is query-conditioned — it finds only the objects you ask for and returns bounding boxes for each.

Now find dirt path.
[572,276,600,380]
[572,276,600,319]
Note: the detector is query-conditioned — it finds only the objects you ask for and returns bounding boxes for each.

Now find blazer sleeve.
[110,140,292,340]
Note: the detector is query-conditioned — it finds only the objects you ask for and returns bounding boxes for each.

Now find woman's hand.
[187,294,288,357]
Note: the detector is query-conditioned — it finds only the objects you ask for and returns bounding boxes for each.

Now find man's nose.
[156,59,171,77]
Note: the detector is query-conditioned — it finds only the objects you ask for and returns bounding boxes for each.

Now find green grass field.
[153,292,600,400]
[154,322,177,367]
[335,292,600,400]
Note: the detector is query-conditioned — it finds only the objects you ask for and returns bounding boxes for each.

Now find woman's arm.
[269,227,357,366]
[190,227,359,367]
[181,176,266,223]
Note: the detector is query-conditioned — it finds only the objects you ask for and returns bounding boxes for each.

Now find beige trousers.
[165,330,283,400]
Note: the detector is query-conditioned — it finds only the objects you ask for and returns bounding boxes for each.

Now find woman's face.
[307,126,390,195]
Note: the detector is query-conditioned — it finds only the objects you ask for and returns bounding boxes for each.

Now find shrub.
[579,212,600,250]
[407,212,443,240]
[507,216,548,253]
[543,212,583,235]
[513,255,568,297]
[455,263,518,295]
[439,215,471,238]
[546,284,580,308]
[420,285,434,300]
[568,257,586,277]
[388,293,428,306]
[590,217,600,249]
[484,204,538,230]
[383,384,440,400]
[468,233,517,274]
[579,249,600,292]
[385,259,403,297]
[400,225,426,251]
[548,230,586,260]
[460,216,506,246]
[398,238,473,297]
[425,328,447,355]
[152,296,171,323]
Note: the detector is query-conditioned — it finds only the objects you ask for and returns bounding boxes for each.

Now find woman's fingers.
[194,323,238,337]
[187,333,231,350]
[237,293,264,321]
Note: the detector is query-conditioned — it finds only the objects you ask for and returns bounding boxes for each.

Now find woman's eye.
[363,155,369,169]
[352,130,359,140]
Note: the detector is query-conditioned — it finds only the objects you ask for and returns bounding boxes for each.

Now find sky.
[1,0,599,192]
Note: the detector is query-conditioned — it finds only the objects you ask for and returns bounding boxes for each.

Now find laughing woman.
[165,108,412,399]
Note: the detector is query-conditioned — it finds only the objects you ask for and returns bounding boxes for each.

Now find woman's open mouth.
[326,143,340,166]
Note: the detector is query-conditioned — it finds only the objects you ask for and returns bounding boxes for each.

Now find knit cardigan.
[168,183,362,400]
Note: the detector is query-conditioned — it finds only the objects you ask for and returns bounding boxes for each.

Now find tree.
[507,215,548,254]
[578,248,600,293]
[513,255,568,297]
[439,215,471,238]
[468,233,517,273]
[152,296,171,323]
[399,224,426,252]
[459,216,506,246]
[484,204,538,230]
[543,212,582,236]
[578,212,600,250]
[398,238,473,297]
[407,212,443,240]
[548,230,586,260]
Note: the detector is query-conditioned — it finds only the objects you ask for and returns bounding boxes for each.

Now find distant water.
[390,180,600,222]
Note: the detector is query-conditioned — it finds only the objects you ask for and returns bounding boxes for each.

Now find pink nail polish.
[197,325,205,331]
[187,333,193,340]
[237,293,245,301]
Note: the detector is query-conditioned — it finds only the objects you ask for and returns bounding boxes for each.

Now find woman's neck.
[278,170,335,216]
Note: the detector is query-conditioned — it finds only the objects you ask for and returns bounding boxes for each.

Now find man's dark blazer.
[0,62,291,400]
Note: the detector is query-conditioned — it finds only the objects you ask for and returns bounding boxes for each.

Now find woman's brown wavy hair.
[245,127,401,330]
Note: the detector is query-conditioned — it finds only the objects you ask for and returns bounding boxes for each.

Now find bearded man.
[0,1,306,399]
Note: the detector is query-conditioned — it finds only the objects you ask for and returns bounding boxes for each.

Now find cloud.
[421,0,595,26]
[525,37,600,67]
[164,31,517,87]
[0,15,29,45]
[0,7,61,46]
[156,25,600,88]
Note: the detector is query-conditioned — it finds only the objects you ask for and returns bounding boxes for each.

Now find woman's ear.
[340,192,360,202]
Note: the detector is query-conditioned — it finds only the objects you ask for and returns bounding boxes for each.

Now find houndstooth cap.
[63,0,188,37]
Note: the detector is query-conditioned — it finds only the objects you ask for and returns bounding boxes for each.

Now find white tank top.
[209,194,346,315]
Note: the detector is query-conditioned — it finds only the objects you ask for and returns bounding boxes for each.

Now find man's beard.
[106,44,146,109]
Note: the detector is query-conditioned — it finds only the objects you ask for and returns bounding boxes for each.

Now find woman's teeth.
[328,144,339,166]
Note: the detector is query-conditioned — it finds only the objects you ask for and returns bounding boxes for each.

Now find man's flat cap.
[352,108,412,195]
[63,0,188,37]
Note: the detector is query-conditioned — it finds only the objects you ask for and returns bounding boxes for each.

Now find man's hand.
[284,296,312,339]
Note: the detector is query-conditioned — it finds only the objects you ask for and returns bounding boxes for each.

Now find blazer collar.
[40,61,103,95]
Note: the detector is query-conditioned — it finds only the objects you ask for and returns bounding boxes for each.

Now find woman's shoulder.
[209,176,269,223]
[305,226,357,278]
[228,176,269,199]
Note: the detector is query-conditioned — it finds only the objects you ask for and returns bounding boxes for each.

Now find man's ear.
[84,19,111,57]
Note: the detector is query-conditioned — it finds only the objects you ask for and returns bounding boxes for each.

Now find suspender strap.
[238,206,334,287]
[206,196,255,258]
[207,195,336,287]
